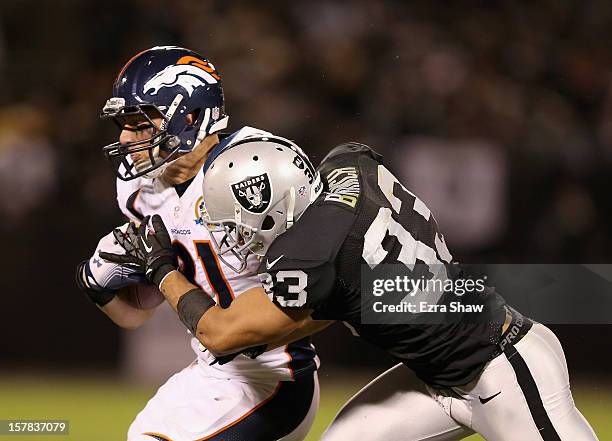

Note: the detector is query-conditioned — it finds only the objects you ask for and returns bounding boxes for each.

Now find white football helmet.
[201,136,323,272]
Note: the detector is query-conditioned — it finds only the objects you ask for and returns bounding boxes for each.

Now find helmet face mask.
[201,137,323,273]
[102,103,181,180]
[205,217,260,273]
[102,46,228,181]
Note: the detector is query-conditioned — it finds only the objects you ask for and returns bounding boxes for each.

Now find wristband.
[75,260,116,307]
[177,288,215,335]
[150,262,177,288]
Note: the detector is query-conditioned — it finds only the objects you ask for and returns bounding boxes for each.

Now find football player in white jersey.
[75,46,322,441]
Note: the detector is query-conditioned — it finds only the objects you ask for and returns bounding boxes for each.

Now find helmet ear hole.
[186,110,199,126]
[261,215,275,231]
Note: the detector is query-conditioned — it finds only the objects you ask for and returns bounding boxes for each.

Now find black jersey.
[258,143,507,386]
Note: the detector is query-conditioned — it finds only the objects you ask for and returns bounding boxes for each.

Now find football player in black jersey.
[106,137,599,440]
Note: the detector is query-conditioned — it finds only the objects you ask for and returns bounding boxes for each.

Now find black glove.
[75,260,117,307]
[100,215,177,287]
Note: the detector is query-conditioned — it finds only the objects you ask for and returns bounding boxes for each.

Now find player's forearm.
[156,270,244,352]
[202,317,332,357]
[195,288,307,355]
[194,305,296,355]
[101,290,155,329]
[265,319,335,350]
[158,270,199,311]
[159,273,308,354]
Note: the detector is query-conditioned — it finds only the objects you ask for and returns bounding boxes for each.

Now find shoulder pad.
[317,143,383,212]
[263,202,356,268]
[320,142,383,165]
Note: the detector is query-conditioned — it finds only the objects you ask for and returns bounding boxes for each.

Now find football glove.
[76,224,147,306]
[100,215,177,288]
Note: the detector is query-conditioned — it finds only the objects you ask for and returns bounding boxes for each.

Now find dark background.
[0,0,611,378]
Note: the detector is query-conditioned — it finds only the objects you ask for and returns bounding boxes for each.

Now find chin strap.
[196,107,211,143]
[197,112,229,144]
[163,94,184,130]
[286,186,296,229]
[154,94,184,148]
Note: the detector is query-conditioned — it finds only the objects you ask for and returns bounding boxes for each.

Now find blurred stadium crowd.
[1,1,611,370]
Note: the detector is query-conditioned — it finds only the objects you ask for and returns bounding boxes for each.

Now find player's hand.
[102,221,147,271]
[100,215,178,287]
[159,137,212,185]
[76,225,147,306]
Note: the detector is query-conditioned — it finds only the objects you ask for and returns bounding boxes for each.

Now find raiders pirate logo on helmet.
[231,173,272,214]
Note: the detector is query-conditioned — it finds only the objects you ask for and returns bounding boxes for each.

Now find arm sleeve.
[255,200,357,312]
[259,260,336,310]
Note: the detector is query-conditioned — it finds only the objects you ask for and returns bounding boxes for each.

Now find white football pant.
[128,360,319,441]
[322,324,598,441]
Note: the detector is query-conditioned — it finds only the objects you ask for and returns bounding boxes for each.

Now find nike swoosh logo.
[266,255,284,270]
[479,391,502,404]
[140,224,154,253]
[141,236,153,253]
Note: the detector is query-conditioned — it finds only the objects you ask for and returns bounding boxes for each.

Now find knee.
[128,435,160,441]
[320,410,372,441]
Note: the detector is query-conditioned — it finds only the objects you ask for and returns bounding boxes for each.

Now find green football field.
[0,374,609,440]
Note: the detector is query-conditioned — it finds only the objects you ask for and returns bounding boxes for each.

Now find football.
[117,283,165,309]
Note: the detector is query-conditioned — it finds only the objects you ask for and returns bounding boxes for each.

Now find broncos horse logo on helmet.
[144,56,221,97]
[101,46,228,180]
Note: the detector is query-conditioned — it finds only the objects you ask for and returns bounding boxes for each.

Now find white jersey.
[116,127,318,382]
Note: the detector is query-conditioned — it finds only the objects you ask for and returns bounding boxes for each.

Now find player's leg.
[451,323,598,440]
[278,374,320,441]
[192,373,318,441]
[321,363,474,441]
[127,362,318,441]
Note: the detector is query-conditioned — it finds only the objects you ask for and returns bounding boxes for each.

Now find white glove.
[85,223,147,291]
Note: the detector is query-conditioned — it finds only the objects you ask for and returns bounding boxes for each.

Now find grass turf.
[0,375,608,440]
